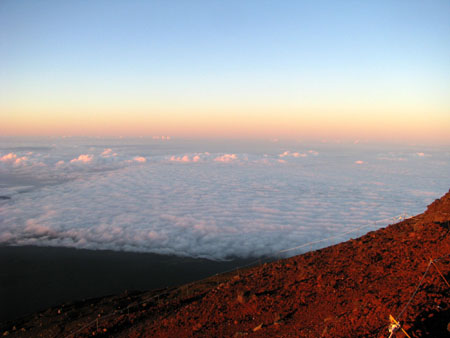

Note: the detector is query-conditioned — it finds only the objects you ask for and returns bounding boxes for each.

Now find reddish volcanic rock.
[2,190,450,338]
[422,190,450,225]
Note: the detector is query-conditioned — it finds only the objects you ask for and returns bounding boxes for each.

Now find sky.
[1,0,449,143]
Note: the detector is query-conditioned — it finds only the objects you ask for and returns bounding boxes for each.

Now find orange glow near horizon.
[2,103,450,144]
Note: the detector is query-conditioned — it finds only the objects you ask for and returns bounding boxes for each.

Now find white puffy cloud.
[0,153,16,162]
[170,155,192,162]
[279,150,310,158]
[0,152,28,165]
[214,154,237,162]
[70,154,93,163]
[169,153,209,163]
[101,148,117,157]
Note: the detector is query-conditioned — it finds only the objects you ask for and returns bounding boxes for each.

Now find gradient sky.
[1,0,449,142]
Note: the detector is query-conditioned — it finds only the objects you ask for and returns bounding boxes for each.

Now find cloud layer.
[1,139,449,259]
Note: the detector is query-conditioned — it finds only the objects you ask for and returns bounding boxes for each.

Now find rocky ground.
[2,190,449,338]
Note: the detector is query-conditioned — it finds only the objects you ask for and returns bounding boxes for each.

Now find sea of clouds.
[0,137,449,260]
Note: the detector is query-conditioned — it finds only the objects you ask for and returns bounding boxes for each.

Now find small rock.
[237,290,250,304]
[192,323,202,331]
[324,316,334,323]
[253,323,263,331]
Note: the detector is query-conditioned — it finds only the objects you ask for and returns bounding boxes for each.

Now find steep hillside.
[2,190,450,338]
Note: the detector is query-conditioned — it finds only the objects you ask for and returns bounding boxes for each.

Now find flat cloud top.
[0,139,449,259]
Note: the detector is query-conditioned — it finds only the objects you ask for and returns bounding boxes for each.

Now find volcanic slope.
[2,189,450,338]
